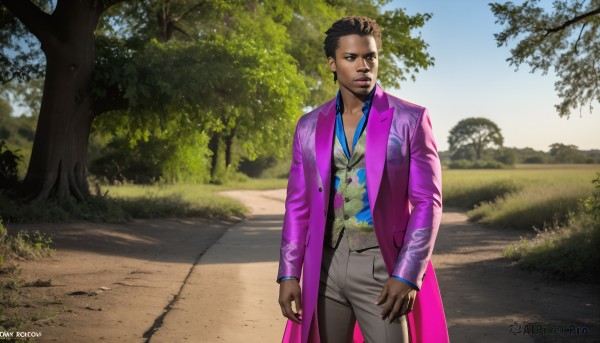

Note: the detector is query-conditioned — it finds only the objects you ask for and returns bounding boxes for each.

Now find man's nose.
[357,58,370,72]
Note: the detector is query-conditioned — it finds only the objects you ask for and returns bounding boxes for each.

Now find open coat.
[278,84,449,343]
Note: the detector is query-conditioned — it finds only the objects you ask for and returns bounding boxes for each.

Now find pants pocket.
[372,253,389,284]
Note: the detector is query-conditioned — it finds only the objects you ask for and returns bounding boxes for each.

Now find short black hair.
[323,16,382,59]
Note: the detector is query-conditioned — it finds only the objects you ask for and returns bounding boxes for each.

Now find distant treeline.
[439,145,599,166]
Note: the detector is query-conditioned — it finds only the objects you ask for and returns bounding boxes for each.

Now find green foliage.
[3,0,437,197]
[490,1,600,117]
[90,131,212,184]
[0,181,249,223]
[548,142,588,163]
[442,164,598,214]
[0,96,11,119]
[493,148,516,165]
[282,1,435,106]
[447,159,508,170]
[468,184,587,229]
[443,177,520,209]
[0,219,54,267]
[0,94,39,178]
[0,140,21,189]
[238,155,292,179]
[93,31,308,182]
[504,174,600,281]
[448,117,504,160]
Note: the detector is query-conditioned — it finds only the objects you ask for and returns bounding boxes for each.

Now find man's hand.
[376,278,417,322]
[278,279,303,324]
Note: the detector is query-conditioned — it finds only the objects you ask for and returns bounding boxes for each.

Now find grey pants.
[318,234,409,343]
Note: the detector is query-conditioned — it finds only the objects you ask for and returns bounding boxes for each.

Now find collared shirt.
[326,88,377,251]
[334,89,373,160]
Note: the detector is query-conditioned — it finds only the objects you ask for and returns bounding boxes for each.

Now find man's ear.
[327,56,336,73]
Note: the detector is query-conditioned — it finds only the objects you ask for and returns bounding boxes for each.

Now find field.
[443,164,599,230]
[442,164,600,282]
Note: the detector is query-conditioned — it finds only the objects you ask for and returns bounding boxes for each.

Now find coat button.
[344,215,349,220]
[344,197,350,202]
[346,167,352,171]
[318,187,322,192]
[346,177,352,183]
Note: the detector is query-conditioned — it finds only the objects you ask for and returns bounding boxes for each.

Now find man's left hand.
[375,278,417,322]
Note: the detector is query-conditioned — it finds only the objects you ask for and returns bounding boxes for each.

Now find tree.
[1,0,435,200]
[448,117,504,160]
[548,143,587,163]
[282,2,434,107]
[490,0,600,118]
[0,96,11,120]
[1,0,128,201]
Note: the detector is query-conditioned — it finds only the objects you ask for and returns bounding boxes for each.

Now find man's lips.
[355,76,372,86]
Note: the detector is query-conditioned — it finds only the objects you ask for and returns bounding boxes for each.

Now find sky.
[383,0,600,152]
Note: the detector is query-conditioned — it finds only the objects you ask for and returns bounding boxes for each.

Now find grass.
[444,166,600,282]
[100,178,288,220]
[0,220,60,341]
[504,175,600,282]
[0,178,290,224]
[443,164,599,230]
[0,220,54,266]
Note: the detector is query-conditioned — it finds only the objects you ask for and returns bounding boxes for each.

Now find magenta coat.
[278,84,449,343]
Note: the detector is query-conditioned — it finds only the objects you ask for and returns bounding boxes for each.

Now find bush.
[0,141,22,189]
[522,156,546,163]
[90,132,212,184]
[0,219,54,266]
[447,159,508,169]
[504,174,600,281]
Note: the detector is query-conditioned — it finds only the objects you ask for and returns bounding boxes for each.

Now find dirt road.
[8,189,599,342]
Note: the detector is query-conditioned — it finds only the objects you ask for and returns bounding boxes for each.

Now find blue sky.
[384,0,600,151]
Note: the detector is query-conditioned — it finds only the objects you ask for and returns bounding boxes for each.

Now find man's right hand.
[278,279,302,324]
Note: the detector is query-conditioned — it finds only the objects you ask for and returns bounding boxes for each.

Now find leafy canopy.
[491,0,600,118]
[448,117,504,160]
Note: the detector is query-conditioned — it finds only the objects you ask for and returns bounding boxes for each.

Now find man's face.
[328,34,378,96]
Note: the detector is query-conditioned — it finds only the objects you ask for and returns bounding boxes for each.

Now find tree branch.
[544,6,600,36]
[91,83,128,117]
[573,22,587,53]
[174,2,205,22]
[92,96,128,117]
[1,0,53,43]
[171,22,192,40]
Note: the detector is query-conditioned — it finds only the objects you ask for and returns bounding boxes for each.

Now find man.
[277,16,448,343]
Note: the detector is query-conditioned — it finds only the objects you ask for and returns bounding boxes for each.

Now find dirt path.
[5,189,599,342]
[8,218,233,342]
[433,210,599,343]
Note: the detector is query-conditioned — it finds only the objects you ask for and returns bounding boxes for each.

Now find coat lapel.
[315,100,336,207]
[366,84,394,214]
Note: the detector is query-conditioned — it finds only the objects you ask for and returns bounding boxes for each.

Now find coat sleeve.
[277,119,310,282]
[392,108,442,290]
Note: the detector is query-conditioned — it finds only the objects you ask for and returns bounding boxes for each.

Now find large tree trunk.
[5,0,105,201]
[224,129,235,169]
[208,132,220,181]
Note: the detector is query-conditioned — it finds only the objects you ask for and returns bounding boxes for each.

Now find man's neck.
[339,86,370,116]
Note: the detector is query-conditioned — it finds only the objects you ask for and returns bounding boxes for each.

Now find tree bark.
[224,129,235,169]
[208,132,220,181]
[11,0,102,201]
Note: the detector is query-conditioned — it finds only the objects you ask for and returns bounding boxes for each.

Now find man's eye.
[345,56,355,61]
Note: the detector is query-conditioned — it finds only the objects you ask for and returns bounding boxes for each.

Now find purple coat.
[278,84,449,343]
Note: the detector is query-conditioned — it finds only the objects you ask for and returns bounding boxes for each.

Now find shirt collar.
[335,86,376,117]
